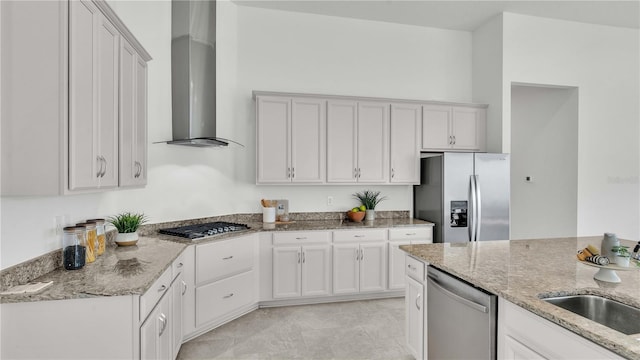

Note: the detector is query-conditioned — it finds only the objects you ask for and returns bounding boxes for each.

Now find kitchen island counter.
[401,237,640,359]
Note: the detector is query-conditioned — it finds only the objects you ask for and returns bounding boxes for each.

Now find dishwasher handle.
[427,275,488,314]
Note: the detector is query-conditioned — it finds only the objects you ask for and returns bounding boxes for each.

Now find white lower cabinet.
[195,270,256,327]
[272,231,332,299]
[498,298,624,360]
[404,256,426,360]
[333,242,387,294]
[140,291,172,360]
[388,227,433,290]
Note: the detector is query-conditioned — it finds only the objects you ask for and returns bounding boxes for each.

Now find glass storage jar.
[62,226,86,270]
[87,219,106,256]
[76,222,97,263]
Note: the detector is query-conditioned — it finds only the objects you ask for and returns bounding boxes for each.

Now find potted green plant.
[353,190,387,221]
[611,245,631,267]
[108,212,148,246]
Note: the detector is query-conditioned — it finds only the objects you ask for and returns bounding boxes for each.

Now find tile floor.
[177,297,412,360]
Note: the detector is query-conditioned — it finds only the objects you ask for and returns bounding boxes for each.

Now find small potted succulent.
[353,190,387,221]
[611,245,631,267]
[109,212,148,246]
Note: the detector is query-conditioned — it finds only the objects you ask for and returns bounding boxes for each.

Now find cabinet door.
[332,244,360,294]
[119,39,147,187]
[272,247,301,298]
[390,103,420,184]
[405,276,424,360]
[256,96,291,183]
[357,102,389,183]
[140,293,171,360]
[181,246,196,339]
[451,107,482,150]
[503,335,547,360]
[291,98,325,183]
[68,0,101,190]
[172,273,184,359]
[95,15,119,188]
[134,56,148,185]
[301,245,331,297]
[359,242,387,292]
[327,101,358,183]
[421,105,451,150]
[388,242,407,290]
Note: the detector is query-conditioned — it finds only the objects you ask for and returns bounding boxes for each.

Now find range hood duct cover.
[168,0,240,148]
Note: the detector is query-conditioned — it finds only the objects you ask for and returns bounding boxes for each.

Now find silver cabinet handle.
[453,135,456,145]
[302,251,305,264]
[391,168,395,178]
[96,156,103,178]
[223,293,234,299]
[298,252,301,264]
[354,235,365,238]
[360,248,364,260]
[287,167,291,179]
[416,293,421,310]
[358,168,361,178]
[158,313,167,336]
[295,237,307,240]
[134,162,138,178]
[356,249,360,261]
[407,264,415,270]
[101,156,107,177]
[181,280,187,295]
[177,262,184,268]
[354,168,358,179]
[291,167,295,179]
[427,276,488,313]
[158,285,167,292]
[406,233,416,236]
[222,256,233,260]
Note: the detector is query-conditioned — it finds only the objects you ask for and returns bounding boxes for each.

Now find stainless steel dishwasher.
[426,266,497,359]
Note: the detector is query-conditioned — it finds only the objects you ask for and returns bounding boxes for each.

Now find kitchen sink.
[542,295,640,335]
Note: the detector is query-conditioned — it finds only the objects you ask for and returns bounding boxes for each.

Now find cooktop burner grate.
[159,221,250,239]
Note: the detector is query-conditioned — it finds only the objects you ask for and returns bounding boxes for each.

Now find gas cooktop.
[158,222,250,239]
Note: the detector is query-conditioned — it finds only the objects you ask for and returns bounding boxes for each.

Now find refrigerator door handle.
[474,175,482,241]
[468,175,476,242]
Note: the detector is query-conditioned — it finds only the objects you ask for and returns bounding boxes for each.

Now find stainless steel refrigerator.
[414,152,510,243]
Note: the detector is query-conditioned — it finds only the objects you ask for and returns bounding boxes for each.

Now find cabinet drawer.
[196,238,254,285]
[140,266,172,322]
[405,256,425,282]
[273,231,330,245]
[389,227,432,242]
[196,270,255,327]
[333,229,387,242]
[172,250,188,280]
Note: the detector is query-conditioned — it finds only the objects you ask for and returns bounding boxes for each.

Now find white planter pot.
[115,231,139,246]
[365,210,376,221]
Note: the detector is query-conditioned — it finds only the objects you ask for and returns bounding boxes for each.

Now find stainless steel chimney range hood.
[166,0,241,148]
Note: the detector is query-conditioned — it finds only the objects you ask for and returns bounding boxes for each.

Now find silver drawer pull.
[223,256,233,260]
[223,293,234,299]
[354,235,365,238]
[177,262,184,268]
[295,237,307,240]
[158,285,167,292]
[406,233,416,236]
[416,293,421,310]
[408,264,415,270]
[181,280,187,295]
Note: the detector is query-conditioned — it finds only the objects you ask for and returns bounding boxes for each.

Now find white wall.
[0,1,473,269]
[511,85,578,240]
[501,13,640,240]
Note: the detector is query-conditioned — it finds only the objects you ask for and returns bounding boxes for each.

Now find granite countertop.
[400,237,640,359]
[2,217,432,304]
[1,237,186,304]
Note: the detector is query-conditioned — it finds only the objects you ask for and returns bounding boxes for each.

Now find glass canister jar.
[62,226,86,270]
[76,222,97,263]
[87,219,106,256]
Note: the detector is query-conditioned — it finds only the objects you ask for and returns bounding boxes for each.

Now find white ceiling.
[232,0,640,31]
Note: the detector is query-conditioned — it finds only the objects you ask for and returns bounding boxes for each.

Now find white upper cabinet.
[327,100,389,183]
[69,0,119,191]
[256,96,325,184]
[390,103,421,184]
[422,104,486,152]
[119,38,148,187]
[0,0,151,196]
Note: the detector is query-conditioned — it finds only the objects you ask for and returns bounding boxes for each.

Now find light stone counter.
[400,237,640,360]
[1,216,432,304]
